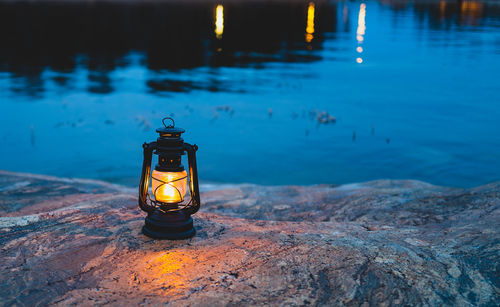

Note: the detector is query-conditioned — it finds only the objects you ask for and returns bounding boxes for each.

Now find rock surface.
[0,170,499,306]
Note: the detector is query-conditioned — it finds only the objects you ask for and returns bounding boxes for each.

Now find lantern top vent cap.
[156,117,185,135]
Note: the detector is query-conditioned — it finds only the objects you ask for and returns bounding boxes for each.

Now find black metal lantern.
[138,117,200,240]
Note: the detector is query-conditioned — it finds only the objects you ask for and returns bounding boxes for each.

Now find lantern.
[138,117,200,239]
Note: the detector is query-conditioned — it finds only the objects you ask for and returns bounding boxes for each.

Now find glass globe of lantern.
[151,169,188,203]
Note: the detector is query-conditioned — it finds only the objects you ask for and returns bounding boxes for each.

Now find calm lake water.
[0,0,499,187]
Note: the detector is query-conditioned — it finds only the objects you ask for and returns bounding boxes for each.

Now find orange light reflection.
[461,1,483,14]
[215,4,224,39]
[460,1,483,25]
[440,1,446,19]
[305,2,315,43]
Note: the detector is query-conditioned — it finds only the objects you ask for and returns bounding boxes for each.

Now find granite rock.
[0,170,499,306]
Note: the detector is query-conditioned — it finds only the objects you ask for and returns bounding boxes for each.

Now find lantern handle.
[162,117,175,128]
[184,142,200,215]
[138,141,157,213]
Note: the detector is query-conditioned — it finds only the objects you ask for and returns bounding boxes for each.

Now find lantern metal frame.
[138,117,200,240]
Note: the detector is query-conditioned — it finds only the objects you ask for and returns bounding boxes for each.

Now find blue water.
[0,0,499,187]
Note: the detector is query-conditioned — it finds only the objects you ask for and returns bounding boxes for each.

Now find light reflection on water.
[215,4,224,40]
[0,0,499,187]
[306,2,315,43]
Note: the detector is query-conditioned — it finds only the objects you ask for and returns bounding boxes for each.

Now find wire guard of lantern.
[138,117,200,239]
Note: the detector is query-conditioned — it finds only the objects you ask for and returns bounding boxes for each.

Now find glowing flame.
[357,3,366,43]
[215,4,224,39]
[151,170,188,203]
[305,2,315,43]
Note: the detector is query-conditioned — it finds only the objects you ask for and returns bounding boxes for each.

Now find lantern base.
[142,209,196,240]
